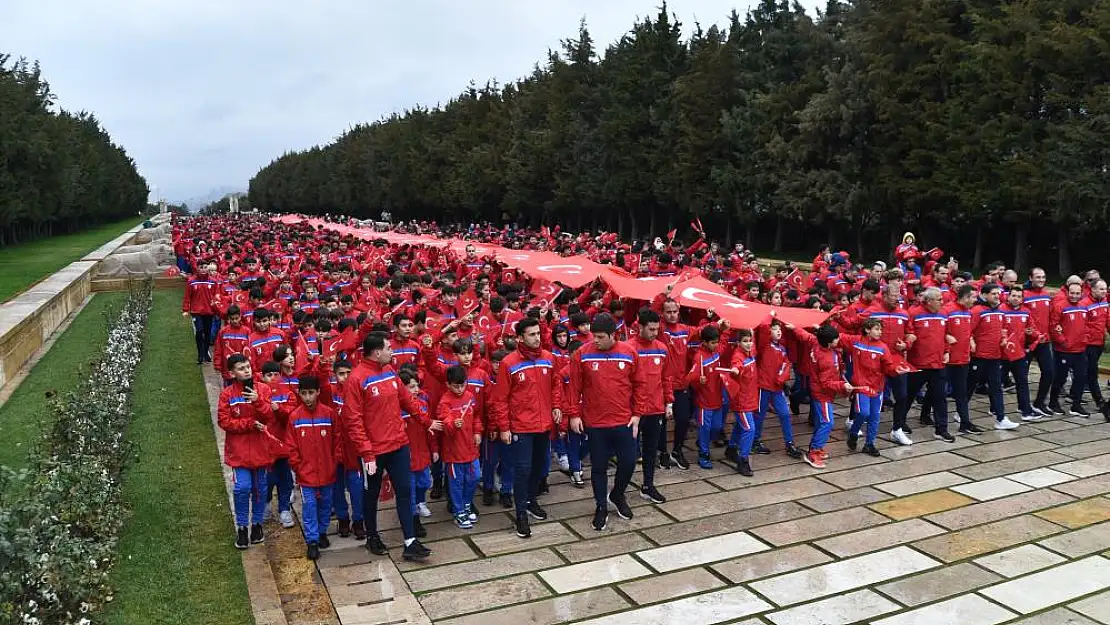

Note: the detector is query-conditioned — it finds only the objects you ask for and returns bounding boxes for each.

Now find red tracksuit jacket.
[632,336,674,416]
[1051,298,1089,354]
[247,328,285,375]
[344,359,423,461]
[724,346,759,413]
[490,347,560,434]
[436,390,482,464]
[323,376,360,470]
[183,274,219,316]
[214,322,251,379]
[906,305,948,370]
[287,402,341,488]
[755,322,792,392]
[1024,287,1053,343]
[218,380,274,469]
[403,394,435,472]
[795,330,848,402]
[839,334,896,397]
[860,301,910,353]
[685,343,726,410]
[971,304,1006,360]
[944,302,974,366]
[567,341,646,428]
[1086,298,1109,347]
[1001,303,1037,361]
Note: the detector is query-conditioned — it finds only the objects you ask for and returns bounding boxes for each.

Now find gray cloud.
[3,1,817,203]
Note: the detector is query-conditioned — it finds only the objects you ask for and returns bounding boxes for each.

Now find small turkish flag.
[456,288,481,317]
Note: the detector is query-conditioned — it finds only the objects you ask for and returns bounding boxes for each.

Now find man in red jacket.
[489,318,562,539]
[906,287,955,442]
[344,333,432,561]
[1002,285,1041,421]
[1024,267,1055,414]
[1083,280,1108,412]
[566,313,645,531]
[1050,282,1091,417]
[972,284,1018,429]
[629,308,673,504]
[217,354,274,549]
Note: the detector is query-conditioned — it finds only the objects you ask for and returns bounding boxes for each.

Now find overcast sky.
[3,1,817,204]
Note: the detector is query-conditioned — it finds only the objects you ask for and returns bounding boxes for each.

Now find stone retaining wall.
[0,226,143,389]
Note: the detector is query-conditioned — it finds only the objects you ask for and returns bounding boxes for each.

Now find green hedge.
[0,283,152,625]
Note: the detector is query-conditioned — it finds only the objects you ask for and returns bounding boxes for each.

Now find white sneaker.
[1021,413,1044,422]
[557,454,570,472]
[416,502,433,518]
[279,510,295,528]
[891,429,913,446]
[845,419,854,433]
[994,417,1020,430]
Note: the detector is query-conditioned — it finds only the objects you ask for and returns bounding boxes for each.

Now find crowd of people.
[177,216,1110,563]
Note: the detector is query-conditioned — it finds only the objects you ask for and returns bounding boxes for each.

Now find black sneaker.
[307,542,320,560]
[482,487,495,506]
[352,519,367,540]
[959,423,986,434]
[919,414,934,426]
[413,515,427,538]
[250,523,265,544]
[670,450,691,471]
[1070,405,1092,418]
[846,434,859,451]
[902,424,913,435]
[499,493,513,509]
[658,452,673,469]
[318,534,331,549]
[1049,402,1066,415]
[429,479,444,500]
[402,539,431,561]
[785,443,803,459]
[366,533,388,555]
[592,506,608,531]
[640,486,666,504]
[608,493,633,520]
[737,457,753,477]
[934,432,956,443]
[515,513,531,538]
[337,519,351,538]
[862,444,881,458]
[527,501,548,521]
[235,526,249,550]
[1033,402,1051,417]
[539,477,550,494]
[752,440,772,455]
[724,446,739,462]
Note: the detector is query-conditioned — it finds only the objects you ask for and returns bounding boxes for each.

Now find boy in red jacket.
[687,323,730,469]
[436,366,483,529]
[326,359,366,540]
[841,319,899,456]
[217,354,274,549]
[214,305,250,385]
[287,376,341,560]
[723,328,758,476]
[398,369,435,539]
[793,325,854,470]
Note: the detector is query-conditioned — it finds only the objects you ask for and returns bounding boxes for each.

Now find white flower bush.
[0,282,152,625]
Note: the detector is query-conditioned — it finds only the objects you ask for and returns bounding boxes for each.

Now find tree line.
[0,54,148,246]
[249,0,1110,276]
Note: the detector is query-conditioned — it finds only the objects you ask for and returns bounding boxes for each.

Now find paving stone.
[875,562,1002,606]
[797,486,892,512]
[469,521,578,557]
[878,436,981,460]
[618,567,726,605]
[1069,589,1110,624]
[913,515,1065,562]
[973,544,1067,577]
[815,518,946,557]
[710,544,833,584]
[710,453,887,490]
[875,471,971,497]
[1036,497,1110,529]
[319,560,408,607]
[435,587,631,625]
[1053,474,1110,498]
[749,546,941,607]
[417,573,550,620]
[403,548,564,592]
[537,553,651,593]
[1054,453,1110,478]
[750,506,889,546]
[336,592,430,625]
[572,586,771,625]
[637,530,768,572]
[1039,521,1110,558]
[1036,424,1110,446]
[1015,608,1103,625]
[871,594,1016,625]
[1055,439,1110,459]
[869,489,975,520]
[954,437,1059,462]
[564,504,674,537]
[925,488,1075,530]
[644,501,812,545]
[766,589,901,625]
[954,451,1073,480]
[952,477,1034,501]
[982,555,1110,614]
[554,531,655,563]
[818,452,976,489]
[657,477,836,521]
[1009,467,1078,488]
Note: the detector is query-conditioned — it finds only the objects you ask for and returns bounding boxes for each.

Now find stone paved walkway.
[221,372,1110,625]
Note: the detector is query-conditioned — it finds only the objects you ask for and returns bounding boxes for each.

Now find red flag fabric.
[530,279,563,309]
[786,268,813,293]
[666,228,677,242]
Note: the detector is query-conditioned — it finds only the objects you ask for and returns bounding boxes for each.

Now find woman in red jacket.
[217,354,274,549]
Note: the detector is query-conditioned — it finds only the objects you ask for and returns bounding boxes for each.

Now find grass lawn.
[0,292,126,471]
[0,216,143,302]
[106,289,253,625]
